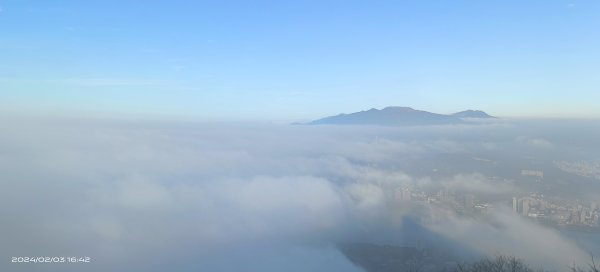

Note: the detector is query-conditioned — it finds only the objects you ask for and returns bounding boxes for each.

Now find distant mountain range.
[302,107,495,126]
[451,110,495,119]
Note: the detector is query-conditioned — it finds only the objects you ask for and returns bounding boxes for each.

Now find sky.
[1,0,600,120]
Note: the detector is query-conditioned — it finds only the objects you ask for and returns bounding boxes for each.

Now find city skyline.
[2,1,600,120]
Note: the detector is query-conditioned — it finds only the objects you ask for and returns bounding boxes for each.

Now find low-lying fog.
[1,115,599,271]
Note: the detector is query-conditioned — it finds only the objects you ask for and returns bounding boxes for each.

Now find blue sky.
[1,0,599,120]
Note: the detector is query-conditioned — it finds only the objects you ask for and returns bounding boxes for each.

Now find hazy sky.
[1,0,599,120]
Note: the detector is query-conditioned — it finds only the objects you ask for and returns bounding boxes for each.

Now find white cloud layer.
[0,115,598,271]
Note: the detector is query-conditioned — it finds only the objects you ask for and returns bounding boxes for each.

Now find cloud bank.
[0,115,598,271]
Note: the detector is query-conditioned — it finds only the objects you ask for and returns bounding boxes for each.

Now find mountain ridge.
[302,107,495,126]
[451,110,496,119]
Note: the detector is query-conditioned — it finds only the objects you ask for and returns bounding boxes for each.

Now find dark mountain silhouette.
[304,107,493,126]
[451,110,496,119]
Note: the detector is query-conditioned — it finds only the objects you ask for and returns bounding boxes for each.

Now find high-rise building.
[571,210,581,224]
[512,197,518,213]
[522,199,530,216]
[395,188,411,201]
[581,208,589,224]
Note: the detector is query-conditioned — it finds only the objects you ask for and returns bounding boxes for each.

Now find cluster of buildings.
[521,170,544,179]
[394,187,487,215]
[392,186,600,231]
[555,160,600,180]
[512,194,599,228]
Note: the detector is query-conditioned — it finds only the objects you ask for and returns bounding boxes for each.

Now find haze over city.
[1,1,600,272]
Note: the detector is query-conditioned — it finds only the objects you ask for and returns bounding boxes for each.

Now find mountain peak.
[305,106,466,126]
[382,106,415,112]
[301,107,495,126]
[451,110,495,118]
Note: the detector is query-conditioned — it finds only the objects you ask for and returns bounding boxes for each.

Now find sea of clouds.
[1,115,598,271]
